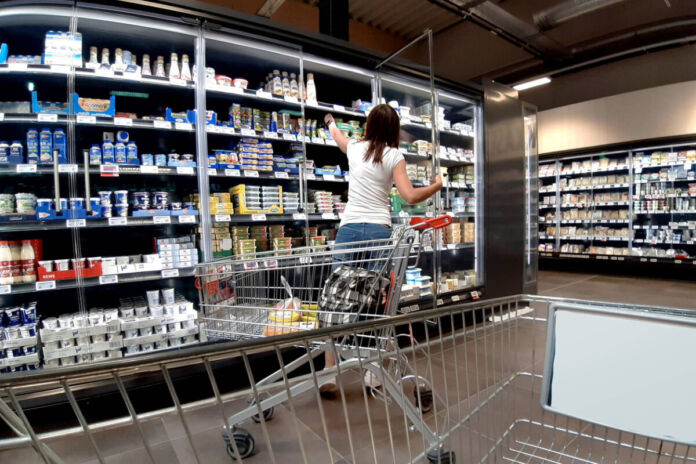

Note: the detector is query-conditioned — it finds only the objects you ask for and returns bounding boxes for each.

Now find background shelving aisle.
[0,2,484,374]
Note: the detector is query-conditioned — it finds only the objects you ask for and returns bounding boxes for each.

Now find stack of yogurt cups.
[98,190,129,218]
[0,302,39,373]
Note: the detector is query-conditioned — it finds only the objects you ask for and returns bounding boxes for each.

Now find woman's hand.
[431,175,443,189]
[324,113,335,126]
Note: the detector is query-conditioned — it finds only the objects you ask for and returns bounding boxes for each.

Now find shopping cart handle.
[410,214,453,230]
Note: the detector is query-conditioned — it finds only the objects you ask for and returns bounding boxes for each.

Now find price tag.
[176,166,194,175]
[153,120,172,129]
[161,269,179,278]
[299,256,313,264]
[243,170,259,178]
[323,174,336,181]
[650,258,657,263]
[275,171,289,179]
[114,117,132,126]
[108,217,127,226]
[169,77,186,86]
[95,66,114,77]
[264,259,278,269]
[223,86,243,94]
[206,125,220,133]
[398,211,410,218]
[57,164,78,173]
[284,96,299,103]
[322,212,336,220]
[8,62,27,71]
[153,216,171,224]
[50,64,70,73]
[686,163,692,171]
[676,259,683,264]
[293,213,307,220]
[447,244,457,249]
[306,173,316,180]
[312,138,325,145]
[215,214,231,222]
[225,169,241,177]
[425,122,432,129]
[36,281,56,291]
[0,285,10,295]
[256,90,273,99]
[99,274,118,284]
[332,104,345,112]
[38,113,58,122]
[178,215,196,224]
[251,214,266,221]
[282,133,296,141]
[222,126,235,135]
[77,115,96,124]
[264,131,278,139]
[243,261,259,271]
[326,139,337,146]
[123,71,142,81]
[16,164,37,173]
[175,122,193,131]
[0,113,3,121]
[241,128,257,137]
[139,165,159,174]
[208,168,217,176]
[451,295,460,302]
[66,219,86,228]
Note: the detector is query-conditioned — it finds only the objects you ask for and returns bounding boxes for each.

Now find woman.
[320,103,442,396]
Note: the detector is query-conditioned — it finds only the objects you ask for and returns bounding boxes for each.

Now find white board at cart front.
[541,304,696,445]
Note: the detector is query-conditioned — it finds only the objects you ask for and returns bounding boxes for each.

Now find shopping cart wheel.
[426,447,455,464]
[222,427,255,460]
[414,386,433,413]
[247,398,275,423]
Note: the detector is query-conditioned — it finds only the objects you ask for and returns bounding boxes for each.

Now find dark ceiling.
[342,0,696,86]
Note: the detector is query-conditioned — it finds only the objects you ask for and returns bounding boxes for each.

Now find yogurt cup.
[161,288,175,304]
[163,304,178,315]
[58,314,74,328]
[92,351,107,361]
[154,324,167,334]
[6,326,20,340]
[107,350,123,358]
[141,343,154,353]
[119,307,135,318]
[19,324,36,338]
[45,358,60,368]
[149,304,164,316]
[43,340,60,351]
[58,198,68,211]
[167,322,181,332]
[101,205,112,217]
[71,258,86,270]
[69,197,84,210]
[55,259,70,271]
[77,353,93,364]
[43,317,59,329]
[61,357,78,366]
[183,335,196,345]
[92,334,106,343]
[124,328,139,338]
[125,345,140,354]
[181,319,196,329]
[134,305,148,316]
[114,190,128,204]
[115,204,128,217]
[61,338,75,348]
[98,191,112,204]
[146,290,160,307]
[139,326,153,336]
[76,336,91,346]
[36,198,52,210]
[104,308,119,321]
[87,257,102,268]
[154,341,168,350]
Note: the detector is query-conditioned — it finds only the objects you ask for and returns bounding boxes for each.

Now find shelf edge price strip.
[58,164,78,173]
[36,281,56,291]
[108,217,127,226]
[16,164,37,173]
[251,214,266,221]
[153,216,171,224]
[66,219,86,228]
[161,269,179,278]
[0,285,10,295]
[178,215,196,224]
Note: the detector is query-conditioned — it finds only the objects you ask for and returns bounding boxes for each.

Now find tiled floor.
[4,270,696,463]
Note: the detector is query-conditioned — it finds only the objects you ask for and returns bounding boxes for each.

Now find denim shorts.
[333,223,391,270]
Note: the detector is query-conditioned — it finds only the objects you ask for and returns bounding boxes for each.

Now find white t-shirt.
[340,140,405,227]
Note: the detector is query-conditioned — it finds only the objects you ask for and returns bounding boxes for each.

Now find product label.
[243,261,258,271]
[50,64,71,74]
[215,214,231,222]
[284,96,299,104]
[451,295,460,302]
[263,131,278,139]
[323,174,336,181]
[8,63,27,71]
[256,90,272,99]
[169,77,186,86]
[332,104,345,112]
[208,168,217,176]
[153,216,171,224]
[282,133,296,141]
[306,173,316,180]
[100,165,119,177]
[322,212,336,220]
[99,274,118,284]
[241,128,257,137]
[38,113,58,122]
[325,140,337,147]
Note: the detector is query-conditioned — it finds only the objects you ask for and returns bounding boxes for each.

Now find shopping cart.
[195,215,453,460]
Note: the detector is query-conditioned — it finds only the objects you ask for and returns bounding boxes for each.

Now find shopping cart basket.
[194,215,453,459]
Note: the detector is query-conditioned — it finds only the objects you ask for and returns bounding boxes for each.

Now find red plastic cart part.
[410,214,453,230]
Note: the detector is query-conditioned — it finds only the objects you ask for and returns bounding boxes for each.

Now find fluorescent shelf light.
[513,77,551,91]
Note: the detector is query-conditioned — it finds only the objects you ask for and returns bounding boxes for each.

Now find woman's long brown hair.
[363,104,400,164]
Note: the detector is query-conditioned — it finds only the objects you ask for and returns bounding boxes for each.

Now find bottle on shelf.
[180,54,192,81]
[20,240,35,283]
[290,73,298,97]
[299,74,307,101]
[100,48,110,65]
[281,71,290,96]
[0,241,11,285]
[306,73,317,104]
[142,54,152,76]
[155,56,166,77]
[114,48,124,69]
[272,69,282,96]
[9,241,21,284]
[87,46,98,68]
[169,52,180,80]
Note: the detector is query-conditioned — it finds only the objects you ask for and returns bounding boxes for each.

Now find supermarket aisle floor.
[538,270,696,309]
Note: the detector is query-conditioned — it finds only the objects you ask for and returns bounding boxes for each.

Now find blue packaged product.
[102,141,114,164]
[116,131,129,143]
[39,128,52,164]
[26,129,39,164]
[126,141,138,164]
[21,303,36,324]
[0,141,8,163]
[154,154,167,166]
[5,307,21,326]
[141,153,153,166]
[53,128,66,163]
[9,141,23,160]
[114,142,127,164]
[89,144,102,165]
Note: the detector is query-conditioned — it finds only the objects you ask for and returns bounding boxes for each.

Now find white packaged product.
[92,334,106,343]
[92,351,107,361]
[77,353,92,364]
[169,338,183,347]
[139,326,153,336]
[163,304,178,315]
[154,324,167,334]
[43,341,60,351]
[107,350,123,358]
[134,305,148,316]
[60,356,76,366]
[146,290,160,307]
[61,338,75,348]
[124,329,139,339]
[58,314,73,328]
[182,335,196,345]
[43,317,59,329]
[120,307,135,318]
[104,308,119,321]
[141,343,154,352]
[76,336,90,346]
[181,319,196,329]
[167,322,181,332]
[149,304,164,316]
[45,359,60,368]
[125,345,140,354]
[73,316,89,328]
[161,288,175,304]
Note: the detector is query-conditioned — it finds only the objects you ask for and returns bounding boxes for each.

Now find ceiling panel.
[349,0,462,39]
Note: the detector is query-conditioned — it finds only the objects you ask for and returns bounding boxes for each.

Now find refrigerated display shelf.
[400,120,475,140]
[0,114,197,132]
[634,178,696,184]
[560,183,629,192]
[399,286,483,313]
[634,162,695,170]
[632,238,696,245]
[633,224,696,230]
[0,215,198,232]
[0,267,196,295]
[559,236,629,242]
[559,165,628,175]
[635,210,696,214]
[540,252,696,266]
[560,201,629,208]
[212,213,305,224]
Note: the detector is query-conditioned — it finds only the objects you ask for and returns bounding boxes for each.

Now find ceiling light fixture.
[513,77,551,91]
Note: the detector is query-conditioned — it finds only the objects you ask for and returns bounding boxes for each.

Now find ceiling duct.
[534,0,628,31]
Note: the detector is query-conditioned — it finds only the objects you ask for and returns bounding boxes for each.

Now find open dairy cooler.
[0,1,484,377]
